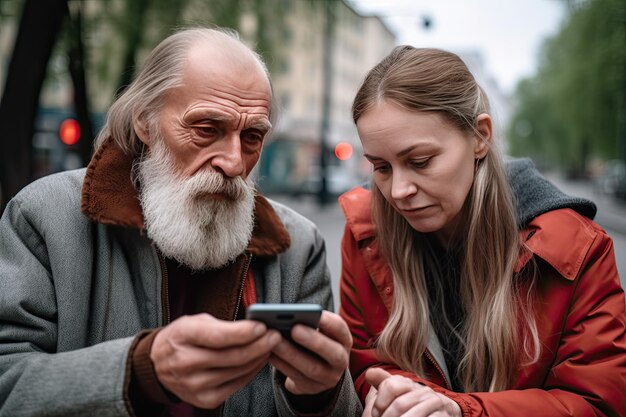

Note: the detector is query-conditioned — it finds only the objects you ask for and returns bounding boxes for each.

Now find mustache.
[183,170,253,201]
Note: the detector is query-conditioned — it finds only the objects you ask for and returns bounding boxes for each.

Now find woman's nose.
[390,171,418,201]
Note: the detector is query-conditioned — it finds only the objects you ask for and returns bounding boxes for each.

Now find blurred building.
[1,2,512,195]
[456,51,512,153]
[1,0,395,195]
[253,1,396,195]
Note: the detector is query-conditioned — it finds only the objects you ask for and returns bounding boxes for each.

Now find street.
[271,194,346,310]
[272,174,626,311]
[546,173,626,290]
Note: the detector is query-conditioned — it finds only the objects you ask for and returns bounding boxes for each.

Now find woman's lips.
[399,205,435,214]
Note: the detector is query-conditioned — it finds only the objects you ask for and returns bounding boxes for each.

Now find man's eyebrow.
[246,119,272,131]
[186,110,271,131]
[186,110,230,123]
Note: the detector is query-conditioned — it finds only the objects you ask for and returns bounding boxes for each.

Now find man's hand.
[365,368,462,417]
[151,313,282,409]
[269,310,351,395]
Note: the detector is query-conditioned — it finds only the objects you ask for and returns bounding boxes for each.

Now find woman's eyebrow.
[363,154,384,161]
[364,143,436,161]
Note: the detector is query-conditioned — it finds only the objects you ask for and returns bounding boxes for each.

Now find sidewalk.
[270,194,346,309]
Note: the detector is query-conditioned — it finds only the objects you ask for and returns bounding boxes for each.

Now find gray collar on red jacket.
[340,186,596,282]
[80,136,291,257]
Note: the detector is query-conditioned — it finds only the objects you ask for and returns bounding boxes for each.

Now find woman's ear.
[474,113,493,159]
[133,114,150,145]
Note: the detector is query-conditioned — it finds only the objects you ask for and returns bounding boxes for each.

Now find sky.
[350,0,567,95]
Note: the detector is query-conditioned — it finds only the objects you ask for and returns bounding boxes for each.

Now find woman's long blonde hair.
[352,46,539,392]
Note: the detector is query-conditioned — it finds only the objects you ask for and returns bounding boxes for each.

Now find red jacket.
[339,187,626,417]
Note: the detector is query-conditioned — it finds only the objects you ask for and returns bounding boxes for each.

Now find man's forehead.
[184,40,271,93]
[165,39,273,123]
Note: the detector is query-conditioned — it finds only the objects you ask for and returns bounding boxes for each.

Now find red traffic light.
[59,118,81,145]
[334,142,353,160]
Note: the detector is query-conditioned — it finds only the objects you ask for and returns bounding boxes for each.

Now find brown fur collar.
[80,137,291,257]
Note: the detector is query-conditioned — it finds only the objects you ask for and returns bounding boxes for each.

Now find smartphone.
[246,303,323,338]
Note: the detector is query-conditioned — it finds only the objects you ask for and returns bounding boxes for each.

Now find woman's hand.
[362,384,379,417]
[364,368,462,417]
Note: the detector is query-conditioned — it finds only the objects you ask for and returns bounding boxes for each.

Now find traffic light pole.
[66,3,94,166]
[318,0,335,207]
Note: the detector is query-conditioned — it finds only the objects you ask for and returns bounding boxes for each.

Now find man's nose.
[390,170,418,201]
[210,134,245,178]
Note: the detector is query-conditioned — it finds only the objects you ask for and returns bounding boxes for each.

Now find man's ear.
[474,113,493,159]
[133,114,150,145]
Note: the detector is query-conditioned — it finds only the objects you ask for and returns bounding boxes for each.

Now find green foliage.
[79,0,309,107]
[507,0,625,174]
[2,0,323,117]
[0,0,21,21]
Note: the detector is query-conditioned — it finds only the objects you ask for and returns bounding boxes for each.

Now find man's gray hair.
[94,27,273,157]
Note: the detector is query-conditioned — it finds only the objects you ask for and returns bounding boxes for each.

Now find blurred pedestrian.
[0,27,361,417]
[339,46,625,417]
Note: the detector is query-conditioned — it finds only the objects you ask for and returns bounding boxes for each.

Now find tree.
[97,0,291,97]
[0,0,310,210]
[0,0,68,212]
[65,2,95,166]
[507,0,625,176]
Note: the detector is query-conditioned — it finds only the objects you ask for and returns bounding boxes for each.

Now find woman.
[339,46,625,417]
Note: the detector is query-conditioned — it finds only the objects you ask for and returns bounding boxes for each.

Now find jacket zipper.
[158,253,248,417]
[233,253,253,321]
[158,254,171,325]
[424,348,452,390]
[220,254,252,416]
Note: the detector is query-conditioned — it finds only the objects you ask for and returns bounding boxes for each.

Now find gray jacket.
[0,167,361,416]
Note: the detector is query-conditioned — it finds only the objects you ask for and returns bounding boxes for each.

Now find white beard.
[135,138,256,271]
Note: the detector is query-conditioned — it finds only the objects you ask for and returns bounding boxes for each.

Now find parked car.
[297,165,362,198]
[595,159,626,198]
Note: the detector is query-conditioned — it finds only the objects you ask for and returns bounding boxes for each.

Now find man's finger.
[190,358,269,409]
[289,325,347,368]
[205,330,281,367]
[184,353,272,390]
[178,314,268,348]
[270,340,329,381]
[316,311,353,349]
[168,330,281,371]
[269,354,307,391]
[269,354,325,395]
[288,311,351,367]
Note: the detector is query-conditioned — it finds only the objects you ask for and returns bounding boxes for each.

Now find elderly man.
[0,28,361,416]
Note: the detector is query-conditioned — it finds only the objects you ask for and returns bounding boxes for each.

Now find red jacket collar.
[339,186,376,242]
[80,137,291,257]
[515,209,597,280]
